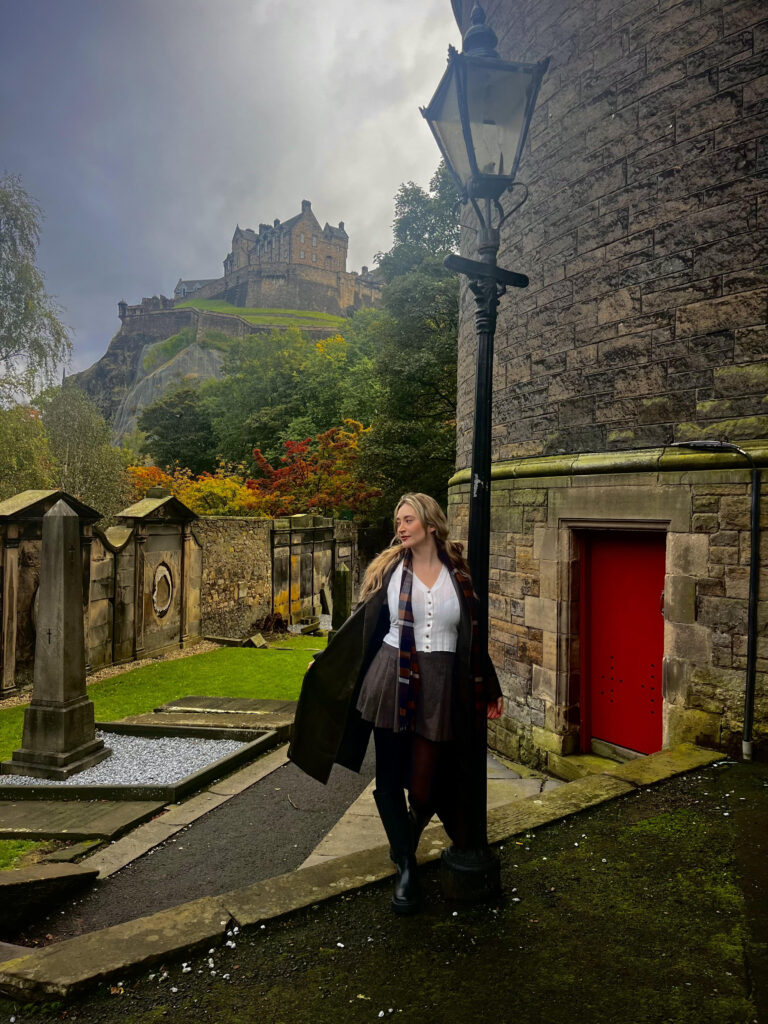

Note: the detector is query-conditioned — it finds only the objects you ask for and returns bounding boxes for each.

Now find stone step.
[547,752,623,782]
[0,863,100,936]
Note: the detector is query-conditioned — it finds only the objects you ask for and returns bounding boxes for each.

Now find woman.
[288,493,503,914]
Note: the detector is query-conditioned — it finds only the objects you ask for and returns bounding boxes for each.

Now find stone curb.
[0,864,100,937]
[0,743,723,1001]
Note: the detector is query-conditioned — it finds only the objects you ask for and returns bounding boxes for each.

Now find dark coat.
[288,564,501,785]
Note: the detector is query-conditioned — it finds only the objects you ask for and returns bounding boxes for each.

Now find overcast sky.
[1,0,460,373]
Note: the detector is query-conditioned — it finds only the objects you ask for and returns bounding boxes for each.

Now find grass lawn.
[0,637,325,870]
[0,637,326,763]
[175,299,346,330]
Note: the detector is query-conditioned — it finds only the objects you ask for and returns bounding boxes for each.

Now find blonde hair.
[360,493,470,599]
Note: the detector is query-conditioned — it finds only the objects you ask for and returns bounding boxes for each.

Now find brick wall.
[452,0,768,470]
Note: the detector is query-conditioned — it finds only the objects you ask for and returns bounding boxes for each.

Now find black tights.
[373,727,443,812]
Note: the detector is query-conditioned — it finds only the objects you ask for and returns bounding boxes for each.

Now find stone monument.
[327,562,351,643]
[2,500,111,779]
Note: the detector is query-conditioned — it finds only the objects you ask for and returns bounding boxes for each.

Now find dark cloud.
[1,0,459,371]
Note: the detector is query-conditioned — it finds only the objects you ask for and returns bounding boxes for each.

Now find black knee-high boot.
[373,788,419,915]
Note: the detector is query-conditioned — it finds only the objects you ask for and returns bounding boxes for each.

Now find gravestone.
[328,562,351,642]
[1,500,110,779]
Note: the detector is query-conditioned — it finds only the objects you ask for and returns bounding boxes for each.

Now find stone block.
[543,630,558,670]
[697,595,748,632]
[667,533,709,576]
[664,620,711,664]
[524,596,558,632]
[539,559,559,600]
[532,665,557,701]
[533,526,559,561]
[663,656,691,705]
[665,573,696,624]
[663,703,722,748]
[531,725,573,755]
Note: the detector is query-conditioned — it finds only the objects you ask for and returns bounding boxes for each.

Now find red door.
[581,531,666,755]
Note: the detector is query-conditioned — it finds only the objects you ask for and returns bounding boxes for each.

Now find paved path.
[22,744,378,943]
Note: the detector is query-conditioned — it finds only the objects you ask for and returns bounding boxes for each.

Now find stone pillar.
[2,501,110,779]
[81,524,93,674]
[0,525,20,699]
[133,527,147,660]
[328,563,351,643]
[180,523,191,647]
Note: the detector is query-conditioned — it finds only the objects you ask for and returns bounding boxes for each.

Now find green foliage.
[375,162,461,282]
[349,165,461,512]
[138,383,219,474]
[0,404,56,499]
[0,174,72,403]
[37,384,133,521]
[174,298,345,330]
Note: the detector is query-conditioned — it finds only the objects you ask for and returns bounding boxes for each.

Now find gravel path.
[22,744,377,943]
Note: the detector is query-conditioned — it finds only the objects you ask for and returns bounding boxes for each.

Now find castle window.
[300,250,305,259]
[312,235,317,247]
[300,232,305,243]
[312,253,316,262]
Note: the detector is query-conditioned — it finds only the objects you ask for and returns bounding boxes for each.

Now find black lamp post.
[421,4,548,900]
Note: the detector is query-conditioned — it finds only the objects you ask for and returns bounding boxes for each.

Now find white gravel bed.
[0,731,248,787]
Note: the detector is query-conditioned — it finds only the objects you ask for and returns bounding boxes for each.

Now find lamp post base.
[440,844,501,903]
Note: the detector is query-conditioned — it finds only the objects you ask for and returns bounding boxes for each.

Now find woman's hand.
[487,696,503,720]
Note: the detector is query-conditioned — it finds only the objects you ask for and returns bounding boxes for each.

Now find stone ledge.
[0,863,100,937]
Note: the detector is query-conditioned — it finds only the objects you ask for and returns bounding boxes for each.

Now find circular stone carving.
[152,563,173,618]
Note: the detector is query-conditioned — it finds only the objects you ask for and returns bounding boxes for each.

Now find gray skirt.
[356,642,456,741]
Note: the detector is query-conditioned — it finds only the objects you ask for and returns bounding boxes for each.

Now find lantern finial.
[463,4,499,57]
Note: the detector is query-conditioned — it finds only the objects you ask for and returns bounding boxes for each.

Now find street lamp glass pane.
[428,67,474,190]
[465,64,532,179]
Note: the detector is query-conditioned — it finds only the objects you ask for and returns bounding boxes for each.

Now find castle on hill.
[171,199,381,317]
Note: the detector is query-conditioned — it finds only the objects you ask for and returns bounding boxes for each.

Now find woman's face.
[395,502,429,549]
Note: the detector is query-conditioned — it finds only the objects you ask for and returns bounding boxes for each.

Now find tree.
[374,162,461,282]
[138,383,219,475]
[345,162,461,512]
[0,175,71,403]
[37,384,133,521]
[0,404,57,500]
[248,420,381,517]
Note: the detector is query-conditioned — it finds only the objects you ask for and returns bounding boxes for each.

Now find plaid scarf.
[396,549,420,732]
[396,548,486,733]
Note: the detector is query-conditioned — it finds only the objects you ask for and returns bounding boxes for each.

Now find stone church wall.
[449,0,768,766]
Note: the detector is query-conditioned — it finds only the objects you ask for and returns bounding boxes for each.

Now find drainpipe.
[669,440,761,761]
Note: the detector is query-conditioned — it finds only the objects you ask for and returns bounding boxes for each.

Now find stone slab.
[207,744,289,794]
[159,791,230,825]
[0,943,28,964]
[0,894,232,999]
[603,742,723,786]
[0,800,165,840]
[548,752,621,781]
[157,697,296,715]
[488,774,635,843]
[43,840,100,863]
[0,864,100,936]
[83,823,182,880]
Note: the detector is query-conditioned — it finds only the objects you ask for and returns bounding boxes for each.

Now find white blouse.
[382,561,461,653]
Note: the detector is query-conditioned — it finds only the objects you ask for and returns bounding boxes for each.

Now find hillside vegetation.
[174,299,346,330]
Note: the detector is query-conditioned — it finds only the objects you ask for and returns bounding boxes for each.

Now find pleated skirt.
[356,641,456,741]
